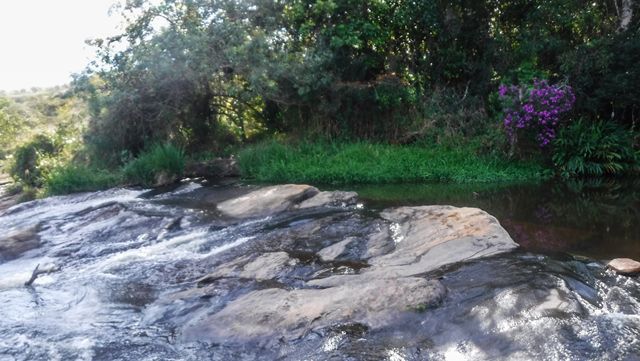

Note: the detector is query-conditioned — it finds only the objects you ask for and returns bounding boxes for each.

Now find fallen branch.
[24,264,59,287]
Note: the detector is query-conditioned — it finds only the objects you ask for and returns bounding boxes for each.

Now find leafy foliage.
[561,22,640,127]
[552,120,639,178]
[122,143,186,186]
[9,135,60,187]
[2,0,638,198]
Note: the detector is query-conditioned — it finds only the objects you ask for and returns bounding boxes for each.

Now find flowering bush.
[499,80,575,150]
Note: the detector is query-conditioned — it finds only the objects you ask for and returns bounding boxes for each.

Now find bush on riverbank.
[238,141,549,184]
[552,120,640,178]
[122,143,186,186]
[44,164,120,195]
[39,143,185,195]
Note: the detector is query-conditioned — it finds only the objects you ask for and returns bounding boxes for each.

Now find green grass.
[238,140,549,184]
[43,143,185,195]
[122,143,185,186]
[44,164,121,195]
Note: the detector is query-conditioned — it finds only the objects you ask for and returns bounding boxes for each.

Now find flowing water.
[0,180,639,360]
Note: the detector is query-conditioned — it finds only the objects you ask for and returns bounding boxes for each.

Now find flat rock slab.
[608,258,640,275]
[369,206,519,277]
[216,184,318,219]
[216,184,358,219]
[182,199,519,343]
[183,276,445,342]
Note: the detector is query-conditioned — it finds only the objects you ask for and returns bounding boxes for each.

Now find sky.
[0,0,123,91]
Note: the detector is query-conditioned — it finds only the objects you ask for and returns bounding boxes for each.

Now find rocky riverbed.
[0,182,638,360]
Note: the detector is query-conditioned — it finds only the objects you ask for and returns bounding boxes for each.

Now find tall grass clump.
[45,164,121,195]
[238,140,547,184]
[123,143,185,186]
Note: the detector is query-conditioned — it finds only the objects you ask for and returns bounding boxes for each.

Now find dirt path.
[0,174,19,214]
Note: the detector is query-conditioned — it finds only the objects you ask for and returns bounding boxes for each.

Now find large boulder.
[368,206,518,277]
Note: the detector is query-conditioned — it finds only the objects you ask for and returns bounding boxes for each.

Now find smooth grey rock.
[199,252,298,281]
[364,225,394,259]
[317,237,355,261]
[297,191,358,209]
[608,258,640,275]
[0,225,41,262]
[181,204,517,342]
[182,276,445,342]
[368,206,518,276]
[217,184,319,218]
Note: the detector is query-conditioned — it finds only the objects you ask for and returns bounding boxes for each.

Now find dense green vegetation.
[238,141,547,184]
[44,164,120,195]
[2,0,640,196]
[122,144,186,187]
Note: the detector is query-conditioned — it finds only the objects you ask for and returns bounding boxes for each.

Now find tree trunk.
[618,0,634,32]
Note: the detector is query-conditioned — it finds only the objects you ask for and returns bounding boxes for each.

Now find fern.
[552,120,639,178]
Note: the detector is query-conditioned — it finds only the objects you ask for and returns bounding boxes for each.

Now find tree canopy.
[75,0,639,162]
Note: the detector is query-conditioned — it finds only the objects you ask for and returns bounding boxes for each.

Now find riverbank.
[0,174,19,213]
[237,141,549,184]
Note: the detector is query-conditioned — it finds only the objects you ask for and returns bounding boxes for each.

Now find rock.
[198,252,298,283]
[181,204,517,343]
[153,171,178,187]
[318,237,355,261]
[607,258,640,275]
[0,225,41,262]
[363,225,395,259]
[217,184,320,218]
[216,185,359,219]
[0,193,19,215]
[184,158,240,179]
[368,206,518,277]
[297,191,358,209]
[182,276,445,342]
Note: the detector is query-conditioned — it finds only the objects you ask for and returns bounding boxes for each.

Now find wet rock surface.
[181,191,518,342]
[216,184,320,218]
[185,277,445,342]
[608,258,640,274]
[0,182,639,360]
[0,225,41,262]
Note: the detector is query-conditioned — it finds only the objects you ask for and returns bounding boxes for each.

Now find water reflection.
[342,178,640,260]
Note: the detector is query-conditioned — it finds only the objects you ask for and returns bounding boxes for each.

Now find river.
[0,180,638,360]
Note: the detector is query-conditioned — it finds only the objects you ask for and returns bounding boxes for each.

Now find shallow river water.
[0,180,638,360]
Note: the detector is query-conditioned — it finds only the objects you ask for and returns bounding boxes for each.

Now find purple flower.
[499,80,574,148]
[499,84,508,98]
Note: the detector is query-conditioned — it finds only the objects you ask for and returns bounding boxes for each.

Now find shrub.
[552,119,639,178]
[9,135,60,187]
[122,143,185,186]
[44,164,120,195]
[499,80,575,155]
